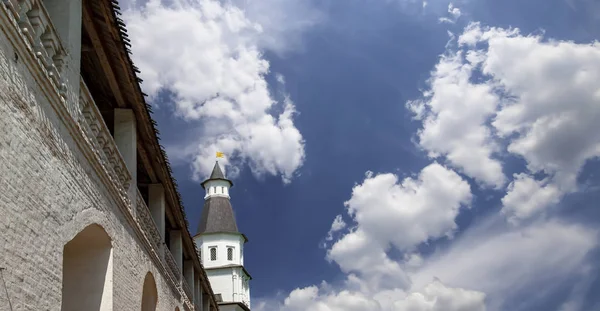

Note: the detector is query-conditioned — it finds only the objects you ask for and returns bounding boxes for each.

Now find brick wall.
[0,17,184,311]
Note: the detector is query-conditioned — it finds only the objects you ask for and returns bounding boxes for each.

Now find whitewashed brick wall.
[0,17,185,311]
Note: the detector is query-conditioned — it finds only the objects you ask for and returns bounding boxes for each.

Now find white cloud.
[478,27,600,190]
[410,22,600,220]
[393,281,486,311]
[407,52,505,188]
[337,163,472,253]
[501,173,562,224]
[439,3,462,24]
[321,163,474,304]
[229,0,324,55]
[125,0,306,183]
[325,215,346,241]
[413,218,596,310]
[254,21,600,311]
[258,217,596,311]
[255,157,596,311]
[272,280,485,311]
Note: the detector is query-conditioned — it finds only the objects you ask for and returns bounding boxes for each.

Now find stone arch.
[141,272,158,311]
[60,207,116,246]
[61,224,113,311]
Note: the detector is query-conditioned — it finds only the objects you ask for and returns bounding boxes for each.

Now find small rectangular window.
[210,247,217,261]
[227,247,234,261]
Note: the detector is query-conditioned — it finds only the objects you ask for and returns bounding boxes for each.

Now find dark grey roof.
[201,162,233,189]
[209,161,226,179]
[197,197,239,234]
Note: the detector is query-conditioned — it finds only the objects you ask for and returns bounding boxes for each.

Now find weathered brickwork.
[0,21,184,311]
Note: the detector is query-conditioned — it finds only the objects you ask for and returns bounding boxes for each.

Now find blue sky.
[123,0,600,310]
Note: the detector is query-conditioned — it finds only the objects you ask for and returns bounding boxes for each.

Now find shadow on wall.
[141,272,158,311]
[61,224,113,311]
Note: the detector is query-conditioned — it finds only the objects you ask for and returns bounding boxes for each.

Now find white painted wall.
[205,267,250,305]
[61,224,113,311]
[204,180,231,199]
[0,9,200,311]
[195,233,245,268]
[194,233,251,307]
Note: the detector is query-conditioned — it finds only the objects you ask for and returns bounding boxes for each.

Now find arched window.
[227,247,234,261]
[210,247,217,261]
[62,224,112,311]
[141,272,158,311]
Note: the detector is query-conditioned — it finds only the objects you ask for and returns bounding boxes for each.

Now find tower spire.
[201,161,233,190]
[197,161,238,234]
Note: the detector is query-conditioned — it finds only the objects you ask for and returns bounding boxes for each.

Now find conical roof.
[200,162,233,189]
[197,161,239,235]
[209,161,226,179]
[197,196,239,234]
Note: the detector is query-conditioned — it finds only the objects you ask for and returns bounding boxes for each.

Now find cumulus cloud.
[501,173,562,224]
[318,163,475,307]
[255,161,596,311]
[257,215,596,311]
[407,52,505,188]
[273,280,485,311]
[255,21,600,311]
[124,0,307,183]
[338,163,472,253]
[410,22,600,221]
[473,24,600,190]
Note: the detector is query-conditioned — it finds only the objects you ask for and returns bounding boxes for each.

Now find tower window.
[221,186,224,193]
[210,247,217,261]
[227,247,234,261]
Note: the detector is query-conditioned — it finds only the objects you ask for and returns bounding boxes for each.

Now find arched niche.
[61,224,113,311]
[141,272,158,311]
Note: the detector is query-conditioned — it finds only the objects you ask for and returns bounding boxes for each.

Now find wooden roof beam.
[82,5,126,109]
[82,4,158,183]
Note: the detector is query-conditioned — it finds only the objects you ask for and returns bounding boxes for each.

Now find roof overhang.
[218,302,251,311]
[200,177,234,189]
[194,231,249,243]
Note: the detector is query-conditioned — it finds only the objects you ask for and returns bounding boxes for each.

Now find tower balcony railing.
[79,79,132,203]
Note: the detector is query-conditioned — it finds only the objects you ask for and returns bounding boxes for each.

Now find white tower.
[194,162,251,311]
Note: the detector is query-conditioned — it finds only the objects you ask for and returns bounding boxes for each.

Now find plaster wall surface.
[195,233,245,268]
[204,180,231,199]
[196,233,251,307]
[0,14,185,310]
[205,267,250,305]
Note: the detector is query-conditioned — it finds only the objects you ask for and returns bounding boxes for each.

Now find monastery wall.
[0,14,186,310]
